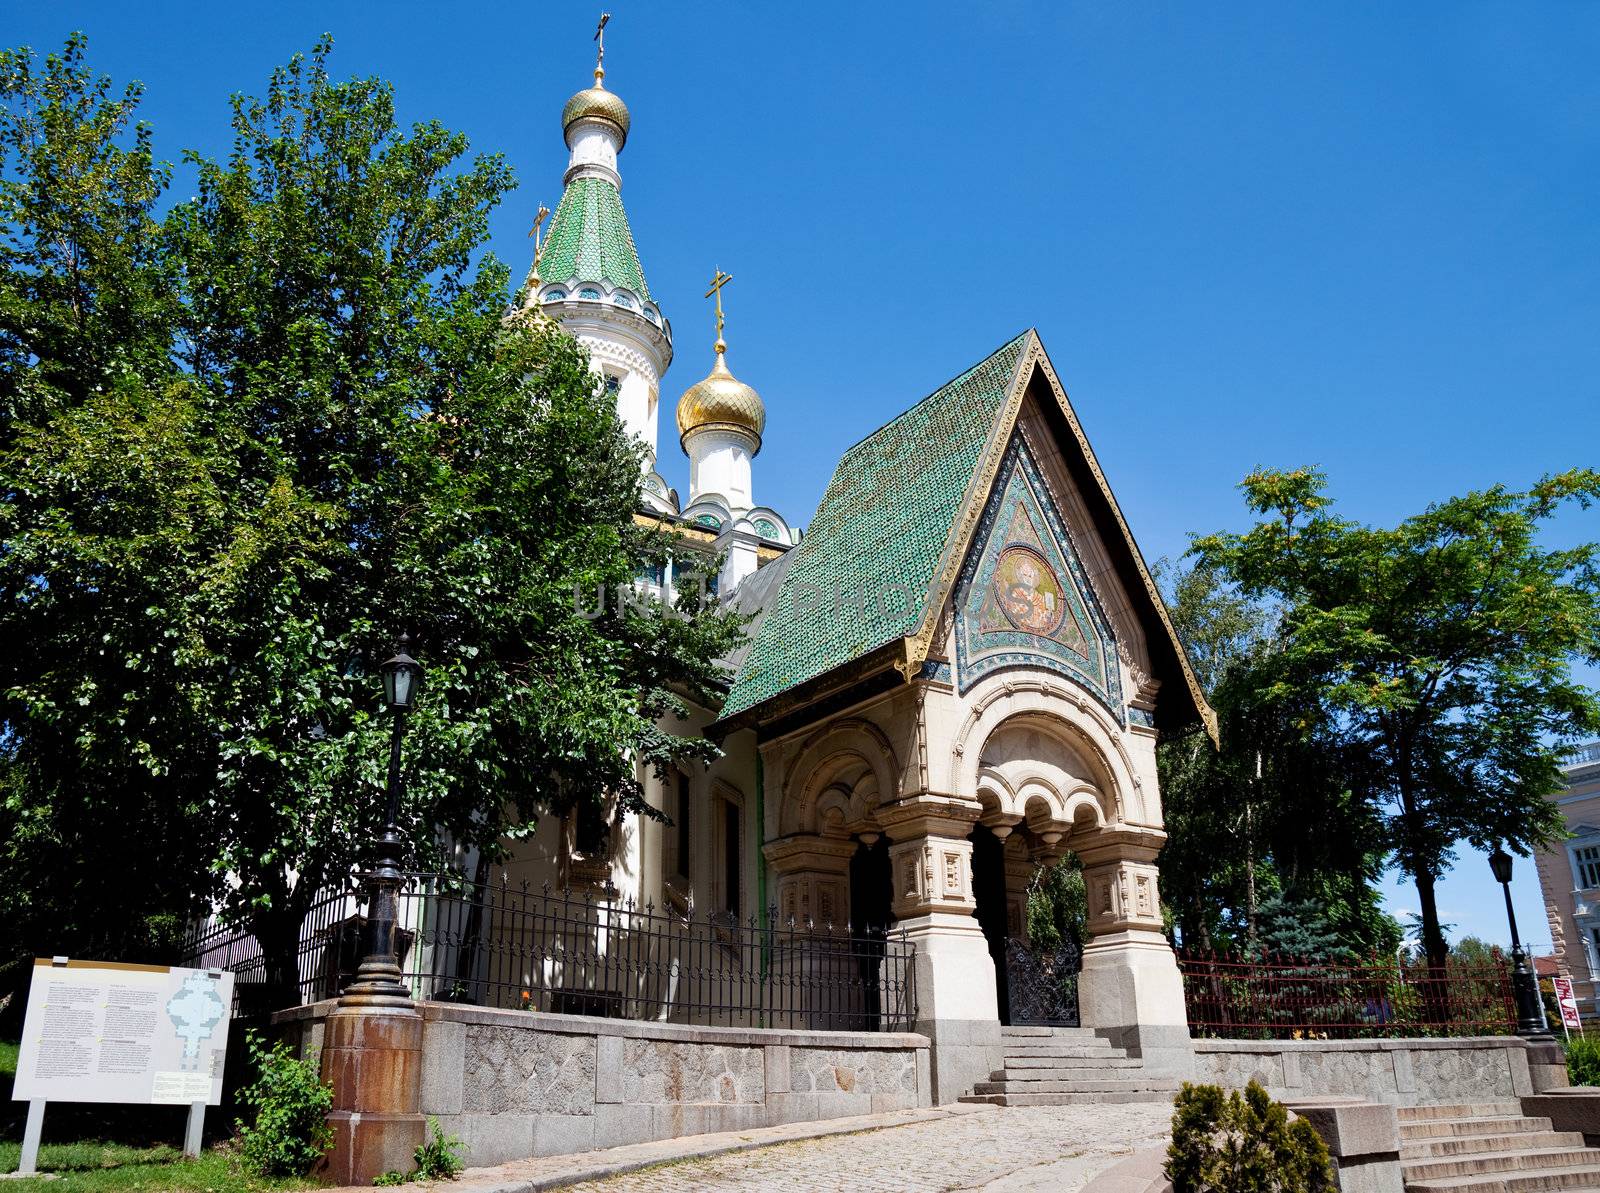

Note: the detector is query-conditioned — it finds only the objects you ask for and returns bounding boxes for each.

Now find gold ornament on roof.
[519,202,552,306]
[562,13,630,147]
[676,268,765,450]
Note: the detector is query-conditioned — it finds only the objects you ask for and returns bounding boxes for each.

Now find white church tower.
[522,17,676,512]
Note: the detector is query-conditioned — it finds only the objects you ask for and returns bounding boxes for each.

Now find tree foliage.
[0,36,741,997]
[1191,467,1600,968]
[1156,560,1395,957]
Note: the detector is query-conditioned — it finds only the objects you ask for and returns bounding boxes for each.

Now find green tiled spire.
[720,333,1031,721]
[538,176,652,301]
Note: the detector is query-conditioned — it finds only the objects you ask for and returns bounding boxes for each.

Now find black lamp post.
[344,634,422,1004]
[1489,845,1552,1039]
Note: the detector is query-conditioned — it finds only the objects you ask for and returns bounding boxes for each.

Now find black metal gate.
[1004,936,1081,1026]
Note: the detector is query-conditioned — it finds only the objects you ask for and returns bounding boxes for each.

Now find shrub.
[413,1117,465,1181]
[1566,1034,1600,1087]
[1166,1079,1336,1192]
[234,1030,334,1178]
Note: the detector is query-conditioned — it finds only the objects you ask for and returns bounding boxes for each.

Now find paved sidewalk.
[370,1100,1174,1193]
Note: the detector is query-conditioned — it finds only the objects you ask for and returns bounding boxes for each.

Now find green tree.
[1156,560,1393,955]
[0,37,741,1003]
[1193,467,1600,970]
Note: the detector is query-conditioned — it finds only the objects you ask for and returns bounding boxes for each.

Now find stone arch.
[951,674,1147,827]
[781,717,899,837]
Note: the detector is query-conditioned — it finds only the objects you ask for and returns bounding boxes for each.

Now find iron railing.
[1178,951,1516,1039]
[181,876,917,1032]
[1004,936,1081,1026]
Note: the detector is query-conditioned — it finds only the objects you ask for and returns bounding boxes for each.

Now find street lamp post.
[1489,845,1552,1039]
[344,634,422,1004]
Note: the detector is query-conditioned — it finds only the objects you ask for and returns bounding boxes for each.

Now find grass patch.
[0,1140,311,1191]
[0,1040,311,1190]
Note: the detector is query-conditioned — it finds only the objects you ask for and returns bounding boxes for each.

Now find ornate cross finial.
[529,203,551,270]
[520,203,553,306]
[705,268,733,353]
[593,13,611,87]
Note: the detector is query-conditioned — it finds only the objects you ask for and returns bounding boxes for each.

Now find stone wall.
[1194,1037,1537,1106]
[277,1001,930,1167]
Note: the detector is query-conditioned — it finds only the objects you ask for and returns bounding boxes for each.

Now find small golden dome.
[562,86,630,148]
[677,348,765,450]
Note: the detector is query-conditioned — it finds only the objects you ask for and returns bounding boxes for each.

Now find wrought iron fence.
[1178,951,1516,1039]
[180,876,917,1032]
[178,885,370,1015]
[1004,936,1081,1026]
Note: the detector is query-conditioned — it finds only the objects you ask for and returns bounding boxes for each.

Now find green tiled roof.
[539,176,652,300]
[721,333,1030,720]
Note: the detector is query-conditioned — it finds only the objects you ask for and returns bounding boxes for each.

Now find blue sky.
[8,1,1598,949]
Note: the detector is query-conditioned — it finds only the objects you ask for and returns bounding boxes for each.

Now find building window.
[674,771,691,882]
[722,798,742,920]
[613,292,635,310]
[1576,845,1600,890]
[578,287,602,300]
[603,374,621,398]
[542,287,567,301]
[752,517,779,540]
[693,513,722,530]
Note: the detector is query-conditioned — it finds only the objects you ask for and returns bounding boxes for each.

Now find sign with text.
[1554,975,1584,1032]
[12,959,234,1106]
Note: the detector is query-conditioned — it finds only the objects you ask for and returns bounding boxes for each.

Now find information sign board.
[12,959,233,1106]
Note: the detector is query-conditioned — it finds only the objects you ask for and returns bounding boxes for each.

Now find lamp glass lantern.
[1489,847,1514,886]
[381,640,421,711]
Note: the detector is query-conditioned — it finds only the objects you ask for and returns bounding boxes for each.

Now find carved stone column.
[1002,835,1034,943]
[1074,827,1193,1078]
[763,834,856,929]
[876,794,1001,1104]
[763,834,860,1027]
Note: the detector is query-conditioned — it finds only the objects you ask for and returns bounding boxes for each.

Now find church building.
[491,30,1217,1104]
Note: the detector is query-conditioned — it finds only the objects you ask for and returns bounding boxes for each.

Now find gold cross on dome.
[528,203,551,268]
[705,268,733,349]
[593,13,611,85]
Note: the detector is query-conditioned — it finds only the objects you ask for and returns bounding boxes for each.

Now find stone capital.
[1071,825,1167,869]
[762,833,858,875]
[876,792,982,843]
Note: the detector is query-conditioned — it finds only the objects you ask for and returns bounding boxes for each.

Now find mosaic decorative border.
[953,434,1125,724]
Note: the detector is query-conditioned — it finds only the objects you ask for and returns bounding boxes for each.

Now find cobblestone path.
[557,1102,1174,1192]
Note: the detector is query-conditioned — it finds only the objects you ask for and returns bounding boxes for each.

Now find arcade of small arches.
[762,674,1170,1027]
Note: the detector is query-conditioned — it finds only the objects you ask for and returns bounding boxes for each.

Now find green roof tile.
[539,176,652,300]
[720,332,1030,721]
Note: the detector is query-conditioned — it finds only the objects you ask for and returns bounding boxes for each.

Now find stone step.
[958,1090,1177,1107]
[999,1026,1100,1038]
[1407,1163,1600,1192]
[1400,1103,1528,1123]
[973,1078,1180,1096]
[1403,1131,1588,1160]
[1401,1116,1556,1141]
[1001,1046,1131,1060]
[994,1057,1145,1074]
[1402,1148,1600,1183]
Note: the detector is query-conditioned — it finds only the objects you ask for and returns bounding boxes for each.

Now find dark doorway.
[849,836,892,1028]
[969,823,1011,1024]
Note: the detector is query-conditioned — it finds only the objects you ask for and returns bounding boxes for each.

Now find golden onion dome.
[562,85,630,148]
[677,347,765,450]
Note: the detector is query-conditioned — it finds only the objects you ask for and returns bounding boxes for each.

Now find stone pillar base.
[318,1004,426,1184]
[899,912,1003,1103]
[1077,929,1194,1079]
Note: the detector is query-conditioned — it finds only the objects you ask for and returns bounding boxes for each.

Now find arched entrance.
[969,823,1011,1023]
[848,836,893,1028]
